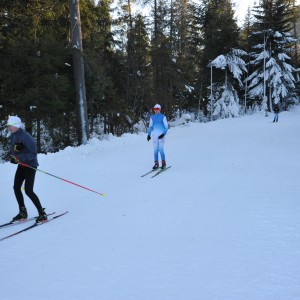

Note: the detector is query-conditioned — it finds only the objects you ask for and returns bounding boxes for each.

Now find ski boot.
[161,160,166,170]
[152,161,159,170]
[12,207,28,222]
[36,208,48,224]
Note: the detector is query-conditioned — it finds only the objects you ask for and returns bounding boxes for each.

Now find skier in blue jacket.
[147,104,169,169]
[7,115,47,224]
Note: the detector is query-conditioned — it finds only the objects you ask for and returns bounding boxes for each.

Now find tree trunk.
[69,0,89,145]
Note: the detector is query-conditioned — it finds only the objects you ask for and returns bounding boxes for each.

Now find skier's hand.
[10,156,19,164]
[147,135,151,142]
[158,133,164,139]
[14,142,25,152]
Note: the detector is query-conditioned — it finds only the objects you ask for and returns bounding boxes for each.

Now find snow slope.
[1,109,300,300]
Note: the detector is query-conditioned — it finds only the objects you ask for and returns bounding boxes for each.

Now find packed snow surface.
[1,109,300,300]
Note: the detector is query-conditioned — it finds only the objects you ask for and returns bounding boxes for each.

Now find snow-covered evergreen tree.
[246,0,298,111]
[209,49,247,119]
[212,82,240,118]
[246,30,297,109]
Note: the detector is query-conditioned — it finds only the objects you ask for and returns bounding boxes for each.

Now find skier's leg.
[24,167,43,213]
[13,165,26,208]
[158,138,165,161]
[153,138,159,162]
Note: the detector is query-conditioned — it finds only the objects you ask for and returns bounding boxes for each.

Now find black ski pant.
[13,165,43,213]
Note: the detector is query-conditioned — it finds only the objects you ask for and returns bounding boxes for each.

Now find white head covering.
[7,115,22,128]
[154,104,161,109]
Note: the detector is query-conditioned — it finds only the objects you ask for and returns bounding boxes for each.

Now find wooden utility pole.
[69,0,89,144]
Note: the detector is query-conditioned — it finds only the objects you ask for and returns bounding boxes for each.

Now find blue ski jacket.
[148,113,168,137]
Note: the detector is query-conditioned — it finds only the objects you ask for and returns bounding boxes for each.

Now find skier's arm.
[163,116,168,135]
[148,118,153,135]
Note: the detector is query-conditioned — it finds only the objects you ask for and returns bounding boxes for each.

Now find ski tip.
[101,193,106,196]
[55,211,69,217]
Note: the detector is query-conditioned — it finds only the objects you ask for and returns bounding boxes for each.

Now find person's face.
[7,125,19,133]
[154,108,161,114]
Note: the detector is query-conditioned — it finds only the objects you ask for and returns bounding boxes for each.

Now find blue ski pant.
[152,137,166,162]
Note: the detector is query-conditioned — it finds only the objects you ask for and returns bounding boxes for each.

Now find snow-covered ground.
[1,108,300,300]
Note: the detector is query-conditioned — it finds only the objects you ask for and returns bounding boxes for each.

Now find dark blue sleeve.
[16,131,38,165]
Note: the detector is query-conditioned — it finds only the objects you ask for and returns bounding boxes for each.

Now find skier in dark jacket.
[273,104,280,122]
[7,115,47,224]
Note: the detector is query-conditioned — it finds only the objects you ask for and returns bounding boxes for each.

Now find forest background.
[0,0,299,153]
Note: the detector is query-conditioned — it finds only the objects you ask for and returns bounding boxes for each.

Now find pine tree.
[210,49,247,118]
[212,82,240,118]
[150,0,174,112]
[170,1,202,112]
[246,0,298,111]
[125,14,151,118]
[199,0,240,116]
[0,0,75,151]
[82,0,127,136]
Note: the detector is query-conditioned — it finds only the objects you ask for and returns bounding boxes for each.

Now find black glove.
[158,133,165,139]
[10,156,19,164]
[147,135,151,141]
[14,142,25,152]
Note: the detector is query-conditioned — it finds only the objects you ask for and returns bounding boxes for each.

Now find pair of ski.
[0,211,68,242]
[141,166,171,178]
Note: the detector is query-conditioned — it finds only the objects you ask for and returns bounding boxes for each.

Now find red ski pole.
[18,162,106,196]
